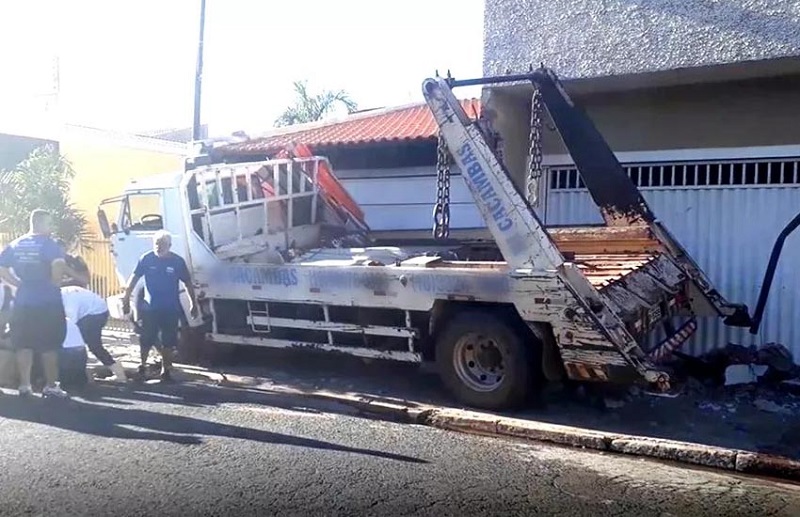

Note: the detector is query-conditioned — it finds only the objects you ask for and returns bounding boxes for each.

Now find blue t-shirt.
[0,234,64,307]
[134,251,191,313]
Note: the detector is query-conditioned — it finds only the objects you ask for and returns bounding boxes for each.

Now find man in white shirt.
[59,317,89,391]
[61,283,127,382]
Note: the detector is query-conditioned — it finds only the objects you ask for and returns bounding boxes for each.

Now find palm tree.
[0,146,90,250]
[274,80,358,127]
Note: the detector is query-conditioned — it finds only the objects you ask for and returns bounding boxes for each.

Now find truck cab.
[98,172,201,326]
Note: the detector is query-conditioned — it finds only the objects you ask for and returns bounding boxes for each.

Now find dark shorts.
[11,302,66,353]
[140,310,180,350]
[59,347,88,391]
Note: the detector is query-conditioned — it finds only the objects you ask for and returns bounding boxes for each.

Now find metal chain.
[432,131,451,239]
[526,87,544,206]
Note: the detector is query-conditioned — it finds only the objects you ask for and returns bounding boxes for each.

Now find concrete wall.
[485,74,800,186]
[484,0,800,79]
[573,74,800,153]
[480,89,531,191]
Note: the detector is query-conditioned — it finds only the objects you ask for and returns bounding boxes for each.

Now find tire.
[435,309,539,410]
[177,325,215,365]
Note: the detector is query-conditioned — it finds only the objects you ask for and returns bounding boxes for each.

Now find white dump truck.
[98,68,753,409]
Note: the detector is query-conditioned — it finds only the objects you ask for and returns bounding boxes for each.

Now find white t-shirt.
[62,318,85,349]
[61,286,108,322]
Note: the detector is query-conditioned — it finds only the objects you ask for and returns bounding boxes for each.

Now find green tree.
[274,80,358,127]
[0,145,90,250]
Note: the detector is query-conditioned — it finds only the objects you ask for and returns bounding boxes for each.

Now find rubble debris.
[724,364,768,386]
[675,342,799,388]
[754,398,795,416]
[681,376,708,395]
[781,379,800,395]
[757,343,795,374]
[698,401,724,412]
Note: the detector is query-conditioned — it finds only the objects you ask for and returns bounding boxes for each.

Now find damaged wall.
[547,173,800,363]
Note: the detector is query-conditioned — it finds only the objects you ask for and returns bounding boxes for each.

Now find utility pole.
[192,0,207,142]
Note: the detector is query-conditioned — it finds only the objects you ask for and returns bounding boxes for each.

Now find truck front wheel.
[436,310,538,410]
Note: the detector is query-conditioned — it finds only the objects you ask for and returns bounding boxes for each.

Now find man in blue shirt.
[122,230,197,382]
[0,209,87,398]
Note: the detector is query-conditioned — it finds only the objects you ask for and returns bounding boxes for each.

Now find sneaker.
[110,362,128,383]
[17,385,33,398]
[42,385,70,399]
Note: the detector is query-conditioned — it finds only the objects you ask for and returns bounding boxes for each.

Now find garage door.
[340,167,484,232]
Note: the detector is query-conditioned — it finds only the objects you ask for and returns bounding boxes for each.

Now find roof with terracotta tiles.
[221,99,481,155]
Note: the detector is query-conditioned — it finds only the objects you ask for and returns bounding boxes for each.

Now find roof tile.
[222,99,481,155]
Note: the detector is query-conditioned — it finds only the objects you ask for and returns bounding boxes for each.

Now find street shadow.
[0,391,428,464]
[77,380,340,416]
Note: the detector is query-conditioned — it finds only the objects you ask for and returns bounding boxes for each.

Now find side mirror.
[97,209,112,239]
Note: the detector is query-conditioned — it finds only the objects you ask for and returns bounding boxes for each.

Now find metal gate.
[544,154,800,361]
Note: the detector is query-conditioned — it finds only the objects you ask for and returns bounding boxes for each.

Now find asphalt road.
[0,380,798,517]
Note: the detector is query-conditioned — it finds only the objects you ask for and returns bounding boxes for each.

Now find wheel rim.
[452,332,506,392]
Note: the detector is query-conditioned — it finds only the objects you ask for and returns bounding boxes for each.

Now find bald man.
[0,209,86,398]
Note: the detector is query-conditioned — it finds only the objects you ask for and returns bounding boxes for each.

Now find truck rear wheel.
[177,325,206,365]
[436,310,538,410]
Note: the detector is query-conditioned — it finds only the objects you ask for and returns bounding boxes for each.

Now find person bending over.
[61,280,128,382]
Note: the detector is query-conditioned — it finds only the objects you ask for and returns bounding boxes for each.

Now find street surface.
[0,380,798,516]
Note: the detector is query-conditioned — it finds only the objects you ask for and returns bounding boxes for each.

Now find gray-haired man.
[122,231,197,382]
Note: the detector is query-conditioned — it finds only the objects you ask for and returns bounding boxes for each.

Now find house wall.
[484,0,800,79]
[60,126,185,237]
[485,74,800,188]
[0,133,58,171]
[570,74,800,153]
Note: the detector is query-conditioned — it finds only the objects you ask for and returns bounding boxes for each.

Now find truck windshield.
[121,192,164,232]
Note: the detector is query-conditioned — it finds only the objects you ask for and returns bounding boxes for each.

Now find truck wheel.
[177,326,206,365]
[436,310,538,410]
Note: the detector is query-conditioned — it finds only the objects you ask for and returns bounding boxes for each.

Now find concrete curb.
[126,362,800,482]
[366,406,800,482]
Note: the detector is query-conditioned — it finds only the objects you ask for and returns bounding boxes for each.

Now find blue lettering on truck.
[410,274,510,295]
[211,265,298,287]
[457,143,513,232]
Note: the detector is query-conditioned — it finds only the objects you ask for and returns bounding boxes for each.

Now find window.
[221,177,234,205]
[98,197,124,235]
[205,180,220,208]
[122,192,163,232]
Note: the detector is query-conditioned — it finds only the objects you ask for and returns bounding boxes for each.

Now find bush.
[0,145,90,250]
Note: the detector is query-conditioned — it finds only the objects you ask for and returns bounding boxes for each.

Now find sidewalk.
[99,336,800,480]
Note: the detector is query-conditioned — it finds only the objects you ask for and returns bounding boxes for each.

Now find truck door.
[99,190,166,285]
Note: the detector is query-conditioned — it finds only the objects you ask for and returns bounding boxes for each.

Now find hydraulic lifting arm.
[422,74,667,385]
[422,68,751,328]
[421,76,564,271]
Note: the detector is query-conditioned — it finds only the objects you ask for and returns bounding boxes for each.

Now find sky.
[0,0,484,137]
